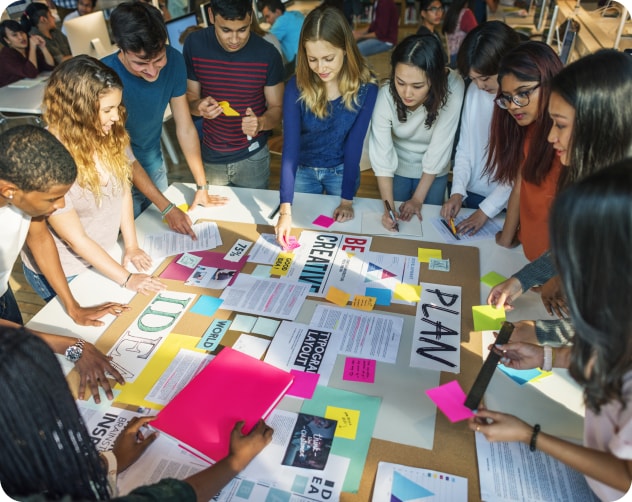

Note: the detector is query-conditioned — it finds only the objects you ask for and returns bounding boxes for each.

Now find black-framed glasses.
[424,5,444,12]
[494,84,541,109]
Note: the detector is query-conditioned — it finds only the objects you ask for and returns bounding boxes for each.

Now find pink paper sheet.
[425,380,475,423]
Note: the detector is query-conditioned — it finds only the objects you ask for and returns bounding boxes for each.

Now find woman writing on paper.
[369,34,464,232]
[275,6,377,245]
[21,56,165,301]
[471,160,632,501]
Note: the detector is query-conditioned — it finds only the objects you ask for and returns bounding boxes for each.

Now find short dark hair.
[0,126,77,192]
[258,0,285,14]
[110,1,167,58]
[0,20,26,47]
[457,21,521,77]
[211,0,252,21]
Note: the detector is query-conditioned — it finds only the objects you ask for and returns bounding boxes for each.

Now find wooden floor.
[11,28,419,324]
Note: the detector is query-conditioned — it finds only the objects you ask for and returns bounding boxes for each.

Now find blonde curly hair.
[43,55,131,201]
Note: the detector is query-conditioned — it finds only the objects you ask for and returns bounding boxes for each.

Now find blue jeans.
[22,265,76,303]
[133,161,168,218]
[294,164,358,196]
[463,191,486,210]
[0,285,23,325]
[357,39,393,57]
[204,145,270,189]
[393,174,448,206]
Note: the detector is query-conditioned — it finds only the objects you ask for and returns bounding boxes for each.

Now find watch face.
[65,344,83,363]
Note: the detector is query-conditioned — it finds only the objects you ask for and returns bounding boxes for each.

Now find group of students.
[0,0,632,498]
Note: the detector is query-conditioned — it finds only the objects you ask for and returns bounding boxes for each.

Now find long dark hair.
[485,41,562,185]
[389,34,448,127]
[0,327,110,499]
[442,0,473,35]
[550,160,632,413]
[552,49,632,191]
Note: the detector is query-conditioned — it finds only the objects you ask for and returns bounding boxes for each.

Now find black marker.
[384,200,399,232]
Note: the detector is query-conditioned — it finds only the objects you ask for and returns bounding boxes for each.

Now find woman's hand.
[495,230,520,249]
[333,200,354,222]
[381,209,399,231]
[275,209,292,246]
[456,209,489,236]
[440,194,462,220]
[398,199,422,222]
[491,341,544,370]
[112,416,158,473]
[487,277,523,310]
[126,274,166,295]
[468,408,532,445]
[66,302,130,327]
[123,247,152,272]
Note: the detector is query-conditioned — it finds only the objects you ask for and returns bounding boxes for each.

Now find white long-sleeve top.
[450,83,511,218]
[369,68,464,179]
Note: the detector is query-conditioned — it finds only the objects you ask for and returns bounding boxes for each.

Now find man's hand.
[198,97,223,120]
[242,108,259,138]
[164,206,197,239]
[398,199,422,222]
[189,189,229,210]
[74,342,125,403]
[456,209,489,236]
[66,302,130,328]
[333,200,354,222]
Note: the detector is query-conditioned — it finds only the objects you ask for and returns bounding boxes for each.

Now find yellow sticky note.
[325,405,360,440]
[418,247,442,263]
[218,100,240,116]
[326,286,350,307]
[472,304,506,331]
[393,282,421,302]
[271,252,294,276]
[351,295,376,311]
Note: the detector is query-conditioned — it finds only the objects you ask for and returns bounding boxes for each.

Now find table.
[25,184,584,501]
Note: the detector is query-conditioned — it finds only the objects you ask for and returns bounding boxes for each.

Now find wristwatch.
[196,182,211,191]
[65,339,85,363]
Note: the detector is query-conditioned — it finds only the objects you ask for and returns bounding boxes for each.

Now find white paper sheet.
[431,215,502,243]
[143,221,221,258]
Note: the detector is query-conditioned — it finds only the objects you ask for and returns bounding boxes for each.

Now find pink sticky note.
[343,357,376,383]
[286,369,319,398]
[313,215,335,228]
[425,380,475,423]
[282,236,300,252]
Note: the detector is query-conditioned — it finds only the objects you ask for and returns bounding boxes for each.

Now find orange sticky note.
[418,247,442,263]
[218,100,240,116]
[394,283,421,302]
[326,286,350,307]
[351,295,376,311]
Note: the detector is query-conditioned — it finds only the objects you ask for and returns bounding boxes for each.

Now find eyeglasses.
[424,5,444,12]
[494,84,540,109]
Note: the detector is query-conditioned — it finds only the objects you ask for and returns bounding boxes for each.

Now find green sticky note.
[472,305,506,331]
[481,271,507,288]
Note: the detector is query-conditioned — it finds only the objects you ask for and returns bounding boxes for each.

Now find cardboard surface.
[77,221,482,501]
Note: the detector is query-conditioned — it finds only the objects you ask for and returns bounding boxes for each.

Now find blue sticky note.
[365,287,391,306]
[197,319,232,351]
[190,295,223,316]
[499,365,544,385]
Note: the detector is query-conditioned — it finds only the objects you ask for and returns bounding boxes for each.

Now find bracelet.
[121,272,132,288]
[541,345,553,371]
[161,202,176,217]
[529,424,541,452]
[196,182,211,191]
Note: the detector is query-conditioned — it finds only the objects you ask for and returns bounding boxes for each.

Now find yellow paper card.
[218,100,240,116]
[325,405,360,440]
[418,247,442,263]
[271,252,294,276]
[326,286,350,306]
[393,282,421,302]
[351,295,376,311]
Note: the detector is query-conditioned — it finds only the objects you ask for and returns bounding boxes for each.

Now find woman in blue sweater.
[275,6,377,244]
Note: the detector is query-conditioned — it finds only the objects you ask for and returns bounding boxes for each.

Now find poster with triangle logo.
[365,262,399,282]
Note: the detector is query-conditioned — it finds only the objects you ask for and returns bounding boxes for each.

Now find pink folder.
[152,347,294,461]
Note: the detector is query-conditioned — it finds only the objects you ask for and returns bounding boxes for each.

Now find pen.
[384,200,399,232]
[449,217,458,235]
[268,204,280,219]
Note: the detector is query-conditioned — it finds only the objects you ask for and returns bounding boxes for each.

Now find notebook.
[152,346,294,461]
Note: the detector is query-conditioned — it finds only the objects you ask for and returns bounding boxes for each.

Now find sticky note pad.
[366,287,391,306]
[394,283,421,302]
[472,304,506,331]
[271,252,294,276]
[418,247,442,263]
[190,295,223,316]
[218,100,239,116]
[343,357,376,383]
[232,314,257,333]
[499,366,546,385]
[282,236,300,252]
[287,369,319,399]
[326,286,350,306]
[325,406,360,440]
[481,271,508,288]
[313,214,335,228]
[351,295,376,311]
[425,380,475,423]
[251,317,280,337]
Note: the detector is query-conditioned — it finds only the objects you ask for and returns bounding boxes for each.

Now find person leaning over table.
[0,19,55,88]
[103,2,228,238]
[274,6,378,245]
[20,2,72,64]
[0,125,130,403]
[0,326,274,501]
